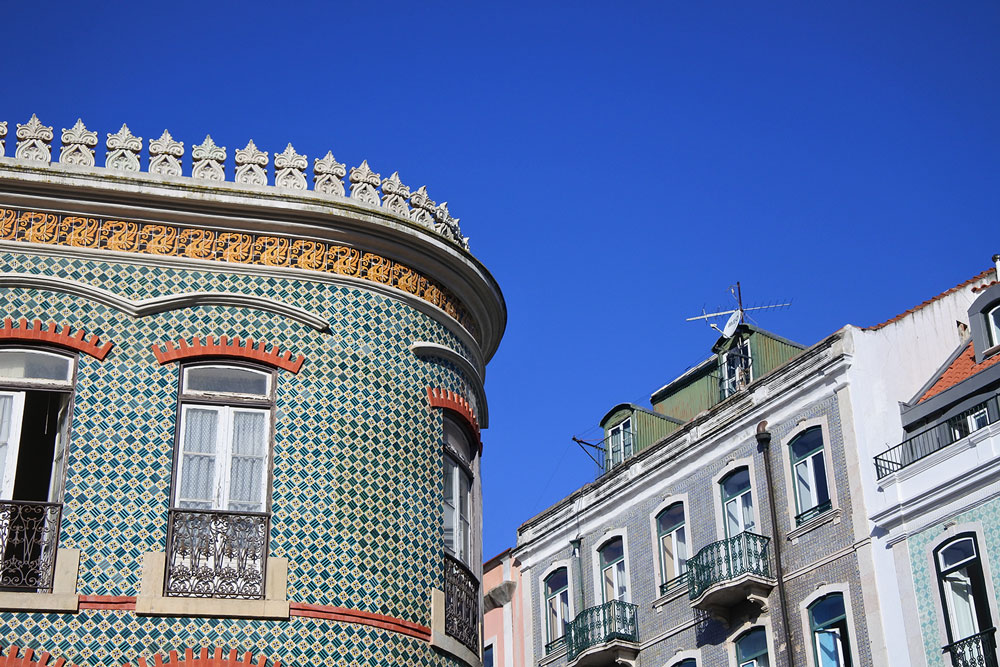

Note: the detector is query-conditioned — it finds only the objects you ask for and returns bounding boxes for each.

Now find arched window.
[599,536,628,602]
[671,659,697,667]
[0,347,75,592]
[720,467,755,538]
[789,427,831,525]
[808,593,852,666]
[544,567,569,650]
[443,416,474,566]
[166,362,275,600]
[656,502,687,593]
[735,627,769,667]
[935,534,994,655]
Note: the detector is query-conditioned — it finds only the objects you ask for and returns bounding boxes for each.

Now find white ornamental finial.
[408,186,437,228]
[191,135,226,181]
[381,172,411,217]
[105,124,142,172]
[15,114,54,163]
[0,121,7,158]
[435,202,469,250]
[59,119,99,167]
[234,140,268,186]
[313,151,347,196]
[349,160,381,206]
[149,130,184,177]
[274,143,307,190]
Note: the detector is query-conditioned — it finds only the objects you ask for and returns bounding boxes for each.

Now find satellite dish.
[722,310,741,338]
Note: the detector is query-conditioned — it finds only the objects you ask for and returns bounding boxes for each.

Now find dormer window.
[721,338,752,399]
[987,304,1000,347]
[607,418,633,469]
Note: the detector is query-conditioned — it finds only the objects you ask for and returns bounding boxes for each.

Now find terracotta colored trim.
[289,602,432,642]
[427,387,483,453]
[78,594,137,611]
[0,318,113,360]
[126,648,280,667]
[151,335,304,373]
[866,268,993,330]
[0,645,79,667]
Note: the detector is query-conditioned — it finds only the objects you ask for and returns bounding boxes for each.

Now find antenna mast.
[686,282,790,337]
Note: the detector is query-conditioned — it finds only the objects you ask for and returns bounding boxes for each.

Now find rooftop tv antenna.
[686,282,791,338]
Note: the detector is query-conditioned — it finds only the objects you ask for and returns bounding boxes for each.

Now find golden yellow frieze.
[0,207,476,337]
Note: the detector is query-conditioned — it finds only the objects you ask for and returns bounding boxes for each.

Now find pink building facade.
[483,550,524,667]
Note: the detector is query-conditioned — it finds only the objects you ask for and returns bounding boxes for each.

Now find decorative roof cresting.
[0,114,471,250]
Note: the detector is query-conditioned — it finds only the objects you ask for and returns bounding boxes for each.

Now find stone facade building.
[512,271,985,667]
[0,114,505,667]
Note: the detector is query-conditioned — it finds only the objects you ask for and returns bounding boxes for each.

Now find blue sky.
[5,2,998,560]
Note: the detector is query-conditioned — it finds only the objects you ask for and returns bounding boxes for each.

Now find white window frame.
[543,567,570,645]
[727,618,777,667]
[443,451,472,565]
[987,304,1000,347]
[0,390,27,499]
[721,338,753,398]
[608,417,633,468]
[592,530,630,604]
[712,458,763,541]
[181,364,272,400]
[799,584,863,667]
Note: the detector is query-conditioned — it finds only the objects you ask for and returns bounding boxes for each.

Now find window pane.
[816,629,845,667]
[228,411,268,512]
[178,408,219,508]
[741,492,755,531]
[184,366,269,396]
[559,590,569,633]
[616,560,627,600]
[0,394,13,496]
[722,468,751,498]
[791,427,823,460]
[600,537,623,566]
[547,597,560,640]
[940,538,977,570]
[737,627,768,660]
[658,503,685,533]
[443,459,456,553]
[444,418,472,462]
[483,646,493,667]
[603,565,615,602]
[676,526,687,566]
[726,498,741,536]
[545,568,567,595]
[810,594,845,628]
[0,350,71,382]
[971,409,989,431]
[661,533,675,580]
[990,307,1000,346]
[795,459,814,510]
[945,570,980,639]
[813,453,830,506]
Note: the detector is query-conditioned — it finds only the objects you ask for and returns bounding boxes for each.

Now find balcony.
[944,628,998,667]
[565,600,639,666]
[0,500,62,592]
[443,554,479,655]
[874,396,998,479]
[164,508,270,599]
[687,531,774,620]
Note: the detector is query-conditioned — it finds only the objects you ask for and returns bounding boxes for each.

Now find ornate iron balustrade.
[659,570,689,596]
[444,553,479,654]
[0,500,62,592]
[164,508,270,600]
[944,628,998,667]
[544,636,566,655]
[795,499,833,526]
[688,531,771,601]
[565,599,639,662]
[875,395,999,478]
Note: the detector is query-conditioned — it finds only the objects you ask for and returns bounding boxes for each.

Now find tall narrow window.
[721,338,752,398]
[443,417,473,566]
[608,418,633,469]
[599,537,628,602]
[789,427,831,525]
[0,348,74,592]
[544,568,570,650]
[987,304,1000,347]
[735,627,770,667]
[935,534,994,660]
[721,467,755,538]
[656,502,687,593]
[809,593,852,667]
[166,363,274,599]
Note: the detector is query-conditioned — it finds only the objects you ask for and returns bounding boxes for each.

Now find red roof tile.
[972,279,1000,293]
[867,268,994,331]
[918,341,1000,403]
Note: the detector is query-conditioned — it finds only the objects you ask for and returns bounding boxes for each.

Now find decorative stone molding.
[149,130,183,177]
[151,335,305,373]
[191,135,226,181]
[313,151,346,196]
[434,202,469,250]
[15,114,53,163]
[409,186,436,228]
[381,172,411,216]
[126,647,282,667]
[105,124,142,172]
[0,121,6,157]
[427,387,482,451]
[274,143,307,190]
[0,645,79,667]
[59,119,98,167]
[235,140,268,186]
[0,317,113,360]
[349,160,381,206]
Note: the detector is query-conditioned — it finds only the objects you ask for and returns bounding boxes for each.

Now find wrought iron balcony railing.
[944,628,998,667]
[659,570,689,596]
[0,500,62,592]
[795,499,833,526]
[875,396,998,479]
[565,599,639,662]
[444,553,479,655]
[688,531,771,601]
[164,508,270,600]
[544,635,566,655]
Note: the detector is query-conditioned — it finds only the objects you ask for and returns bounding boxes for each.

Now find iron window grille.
[444,553,479,654]
[0,500,62,592]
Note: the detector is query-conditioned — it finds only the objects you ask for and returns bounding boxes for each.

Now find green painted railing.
[687,531,771,600]
[565,599,638,662]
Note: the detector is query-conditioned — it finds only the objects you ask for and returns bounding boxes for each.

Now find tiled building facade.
[0,114,505,667]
